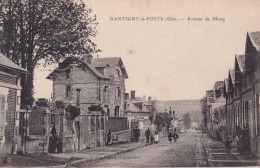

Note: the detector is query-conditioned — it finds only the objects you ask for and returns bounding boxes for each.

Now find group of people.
[168,131,179,143]
[49,124,63,154]
[145,128,159,144]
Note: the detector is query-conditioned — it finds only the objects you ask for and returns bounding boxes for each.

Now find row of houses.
[0,53,155,154]
[203,31,260,157]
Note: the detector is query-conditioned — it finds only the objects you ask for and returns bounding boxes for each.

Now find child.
[168,132,173,143]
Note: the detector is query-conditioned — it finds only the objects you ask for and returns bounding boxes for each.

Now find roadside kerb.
[65,143,152,167]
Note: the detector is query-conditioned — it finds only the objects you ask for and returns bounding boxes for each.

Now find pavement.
[78,129,208,167]
[0,136,150,167]
[200,133,260,167]
[1,130,259,167]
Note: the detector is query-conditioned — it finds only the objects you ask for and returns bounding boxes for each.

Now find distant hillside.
[157,99,201,123]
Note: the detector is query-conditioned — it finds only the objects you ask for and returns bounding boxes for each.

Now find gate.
[131,121,139,141]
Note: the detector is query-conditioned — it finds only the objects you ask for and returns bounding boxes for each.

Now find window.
[0,95,5,138]
[115,106,120,117]
[124,102,127,109]
[101,117,105,130]
[76,89,81,106]
[66,69,70,79]
[66,86,70,98]
[115,69,121,78]
[117,87,121,98]
[103,86,109,100]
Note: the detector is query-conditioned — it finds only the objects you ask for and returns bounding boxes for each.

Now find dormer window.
[115,68,121,78]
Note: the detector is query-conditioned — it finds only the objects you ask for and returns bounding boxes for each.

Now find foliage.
[0,0,99,105]
[65,104,80,119]
[148,99,158,123]
[88,104,103,111]
[212,105,226,128]
[183,112,191,129]
[154,112,173,127]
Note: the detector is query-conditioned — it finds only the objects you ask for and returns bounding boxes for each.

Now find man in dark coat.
[145,128,151,143]
[168,132,173,143]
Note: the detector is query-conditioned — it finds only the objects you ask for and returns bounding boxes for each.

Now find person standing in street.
[145,128,151,143]
[154,132,159,144]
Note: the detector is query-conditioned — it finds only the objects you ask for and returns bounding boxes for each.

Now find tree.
[154,112,173,130]
[200,97,207,132]
[183,112,191,129]
[149,99,158,123]
[0,0,99,105]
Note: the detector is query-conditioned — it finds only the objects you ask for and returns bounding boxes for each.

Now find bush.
[65,105,80,119]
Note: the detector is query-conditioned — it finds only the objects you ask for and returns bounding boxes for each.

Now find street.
[79,129,205,167]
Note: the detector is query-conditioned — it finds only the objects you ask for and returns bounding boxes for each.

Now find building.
[124,91,151,122]
[0,53,28,153]
[123,91,154,140]
[46,55,129,152]
[223,31,260,156]
[205,81,226,141]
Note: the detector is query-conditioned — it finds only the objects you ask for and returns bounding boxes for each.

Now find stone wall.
[106,117,128,133]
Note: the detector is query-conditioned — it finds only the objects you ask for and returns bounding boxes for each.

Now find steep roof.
[248,31,260,52]
[0,52,27,73]
[235,54,245,72]
[93,57,128,78]
[224,78,229,93]
[213,81,224,90]
[46,57,110,80]
[229,69,235,85]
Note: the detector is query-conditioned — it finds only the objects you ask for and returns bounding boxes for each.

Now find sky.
[34,0,260,101]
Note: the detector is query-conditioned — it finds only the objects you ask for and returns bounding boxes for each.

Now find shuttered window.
[0,95,6,138]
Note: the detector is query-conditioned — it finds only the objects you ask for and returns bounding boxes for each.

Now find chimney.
[131,90,135,99]
[84,55,93,64]
[124,93,129,100]
[148,97,152,102]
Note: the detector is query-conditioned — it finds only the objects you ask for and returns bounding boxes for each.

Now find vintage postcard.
[0,0,260,167]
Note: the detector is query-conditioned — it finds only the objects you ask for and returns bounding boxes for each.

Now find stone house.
[0,53,28,154]
[123,91,153,140]
[47,55,129,152]
[224,31,260,156]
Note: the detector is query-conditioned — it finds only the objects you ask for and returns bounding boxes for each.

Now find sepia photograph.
[0,0,260,167]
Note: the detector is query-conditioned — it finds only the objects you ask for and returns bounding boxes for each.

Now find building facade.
[0,53,27,154]
[46,55,129,152]
[223,31,260,156]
